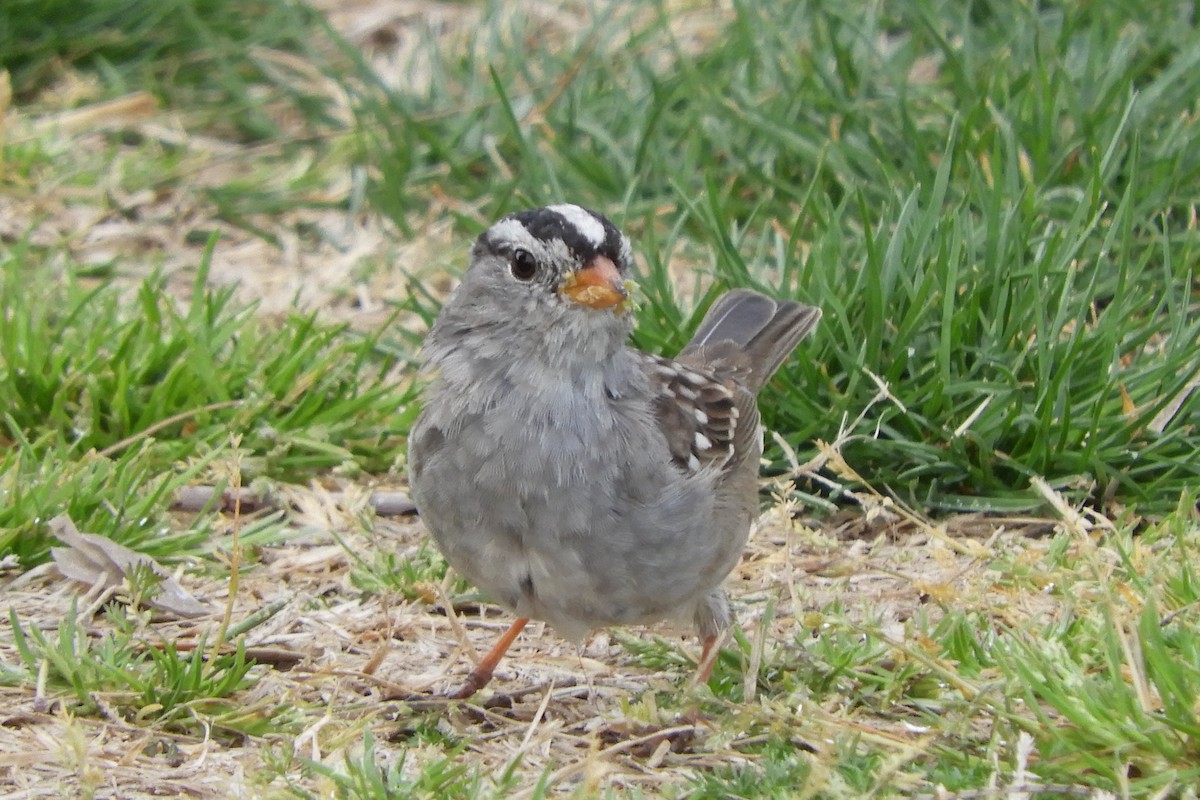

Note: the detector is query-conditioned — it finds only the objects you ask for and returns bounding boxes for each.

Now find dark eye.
[509,248,537,281]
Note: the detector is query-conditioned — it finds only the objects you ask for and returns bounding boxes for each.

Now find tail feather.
[680,289,821,391]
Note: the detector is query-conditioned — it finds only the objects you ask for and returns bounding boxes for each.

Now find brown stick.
[171,486,416,516]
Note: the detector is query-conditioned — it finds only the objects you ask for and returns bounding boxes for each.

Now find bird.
[407,204,821,698]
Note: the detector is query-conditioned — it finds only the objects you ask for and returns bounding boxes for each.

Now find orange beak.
[560,255,628,311]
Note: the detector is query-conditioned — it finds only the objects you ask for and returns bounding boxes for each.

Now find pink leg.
[448,617,529,699]
[694,633,720,684]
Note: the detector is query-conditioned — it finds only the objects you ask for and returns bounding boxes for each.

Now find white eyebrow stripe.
[547,204,606,247]
[488,218,537,249]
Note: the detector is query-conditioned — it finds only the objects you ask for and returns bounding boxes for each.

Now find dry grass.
[0,6,462,333]
[0,478,1065,797]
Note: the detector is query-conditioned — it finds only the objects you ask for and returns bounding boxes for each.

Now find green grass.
[347,539,471,601]
[2,0,1200,797]
[297,730,485,800]
[2,247,408,472]
[0,243,413,565]
[6,0,1196,512]
[349,0,1200,514]
[671,505,1200,797]
[6,603,288,738]
[1,0,337,140]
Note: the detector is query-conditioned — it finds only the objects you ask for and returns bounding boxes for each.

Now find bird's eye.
[509,248,537,281]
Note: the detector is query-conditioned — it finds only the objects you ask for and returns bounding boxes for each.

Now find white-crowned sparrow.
[408,204,821,698]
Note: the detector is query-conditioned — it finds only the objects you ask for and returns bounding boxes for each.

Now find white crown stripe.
[547,204,607,248]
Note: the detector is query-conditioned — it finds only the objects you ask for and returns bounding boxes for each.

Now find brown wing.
[637,351,749,474]
[638,289,819,477]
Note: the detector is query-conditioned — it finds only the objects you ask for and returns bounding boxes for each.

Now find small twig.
[1160,601,1200,627]
[952,395,993,439]
[173,486,268,514]
[511,724,699,800]
[1148,362,1200,434]
[96,401,243,458]
[171,485,416,516]
[517,680,556,751]
[211,437,245,664]
[523,38,598,126]
[225,598,288,638]
[137,640,304,669]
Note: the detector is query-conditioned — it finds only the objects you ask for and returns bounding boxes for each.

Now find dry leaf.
[33,91,157,135]
[48,515,211,618]
[1119,382,1136,417]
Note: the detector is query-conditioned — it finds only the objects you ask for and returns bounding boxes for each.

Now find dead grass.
[0,475,1071,797]
[0,24,457,335]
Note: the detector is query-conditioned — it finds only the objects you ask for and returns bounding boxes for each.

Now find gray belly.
[409,406,746,640]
